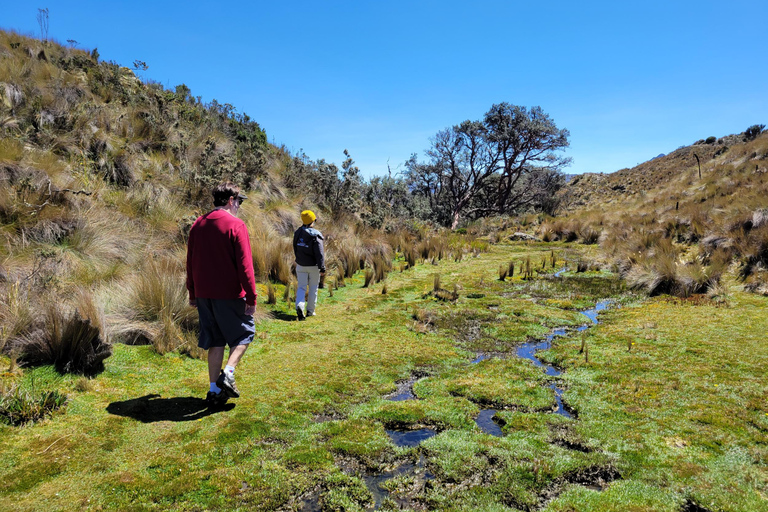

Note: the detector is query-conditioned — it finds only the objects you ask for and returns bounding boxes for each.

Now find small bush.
[745,124,765,141]
[0,385,68,426]
[498,265,507,281]
[266,282,277,305]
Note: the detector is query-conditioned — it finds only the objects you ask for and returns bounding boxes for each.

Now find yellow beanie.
[301,210,316,225]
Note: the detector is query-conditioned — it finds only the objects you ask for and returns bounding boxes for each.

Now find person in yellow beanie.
[293,210,325,320]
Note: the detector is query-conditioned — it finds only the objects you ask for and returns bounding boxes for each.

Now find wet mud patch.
[503,464,622,511]
[681,499,713,512]
[513,275,626,304]
[333,453,434,511]
[448,391,552,415]
[385,370,431,402]
[542,464,621,499]
[313,411,346,423]
[548,423,592,453]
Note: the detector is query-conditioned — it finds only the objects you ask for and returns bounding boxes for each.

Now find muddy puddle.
[385,427,437,447]
[385,376,420,401]
[475,409,504,437]
[363,455,435,510]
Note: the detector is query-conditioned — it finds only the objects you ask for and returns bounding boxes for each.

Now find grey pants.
[296,264,320,314]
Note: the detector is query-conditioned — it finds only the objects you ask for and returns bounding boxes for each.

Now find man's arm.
[314,233,326,273]
[234,223,258,308]
[186,225,197,307]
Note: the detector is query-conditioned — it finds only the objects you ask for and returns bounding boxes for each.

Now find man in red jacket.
[186,182,257,405]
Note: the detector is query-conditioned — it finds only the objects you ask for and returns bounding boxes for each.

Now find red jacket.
[186,210,257,305]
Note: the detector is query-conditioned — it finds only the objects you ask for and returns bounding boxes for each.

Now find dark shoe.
[296,307,305,321]
[306,311,315,317]
[206,390,228,406]
[216,370,240,398]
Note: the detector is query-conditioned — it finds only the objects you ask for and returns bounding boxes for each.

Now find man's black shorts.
[196,298,255,349]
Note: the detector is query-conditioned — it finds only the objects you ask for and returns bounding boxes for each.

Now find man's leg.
[306,266,321,315]
[217,343,248,398]
[208,346,225,385]
[226,344,248,369]
[296,266,309,319]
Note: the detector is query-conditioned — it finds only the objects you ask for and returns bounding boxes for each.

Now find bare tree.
[37,8,49,42]
[406,103,570,229]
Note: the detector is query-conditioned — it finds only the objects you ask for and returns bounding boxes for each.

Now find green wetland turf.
[1,242,766,511]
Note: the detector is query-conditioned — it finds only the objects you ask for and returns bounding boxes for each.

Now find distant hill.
[562,133,759,211]
[544,128,768,296]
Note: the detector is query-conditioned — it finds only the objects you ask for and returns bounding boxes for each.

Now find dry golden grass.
[8,288,111,375]
[125,256,196,327]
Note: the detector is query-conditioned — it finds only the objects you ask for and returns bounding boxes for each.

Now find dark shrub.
[744,124,765,141]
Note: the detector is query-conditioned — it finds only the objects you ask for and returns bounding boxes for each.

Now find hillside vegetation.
[0,29,454,364]
[541,128,768,296]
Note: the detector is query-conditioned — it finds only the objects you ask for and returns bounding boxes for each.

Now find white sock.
[210,382,221,393]
[225,365,235,376]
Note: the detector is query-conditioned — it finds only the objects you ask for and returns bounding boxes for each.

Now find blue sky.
[3,1,767,178]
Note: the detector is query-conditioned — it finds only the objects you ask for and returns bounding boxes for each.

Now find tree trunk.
[451,210,461,230]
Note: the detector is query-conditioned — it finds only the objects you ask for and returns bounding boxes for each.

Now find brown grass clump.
[9,290,111,376]
[403,243,417,268]
[0,282,33,354]
[411,308,436,333]
[522,256,534,280]
[127,257,196,328]
[620,238,725,297]
[498,265,508,281]
[371,253,391,283]
[266,282,277,305]
[363,268,374,288]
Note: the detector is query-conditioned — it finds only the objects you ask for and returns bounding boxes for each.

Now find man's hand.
[245,303,256,316]
[189,299,197,308]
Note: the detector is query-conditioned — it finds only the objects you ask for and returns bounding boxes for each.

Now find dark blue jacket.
[293,225,325,272]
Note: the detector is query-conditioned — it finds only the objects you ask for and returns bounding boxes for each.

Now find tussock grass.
[266,282,276,304]
[0,281,33,354]
[126,256,196,327]
[9,289,111,375]
[362,268,374,288]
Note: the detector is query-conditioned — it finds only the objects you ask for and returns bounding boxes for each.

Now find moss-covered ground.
[0,241,766,511]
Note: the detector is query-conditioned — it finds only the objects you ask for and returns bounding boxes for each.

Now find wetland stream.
[356,299,614,509]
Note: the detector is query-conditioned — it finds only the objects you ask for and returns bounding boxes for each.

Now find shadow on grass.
[106,394,235,422]
[270,310,299,322]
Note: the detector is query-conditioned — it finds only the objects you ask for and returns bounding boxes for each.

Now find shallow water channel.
[302,300,612,510]
[473,300,610,434]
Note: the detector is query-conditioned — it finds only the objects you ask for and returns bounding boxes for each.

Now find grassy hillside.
[539,129,768,297]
